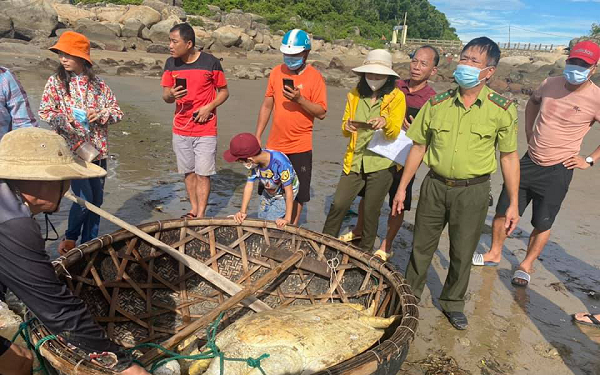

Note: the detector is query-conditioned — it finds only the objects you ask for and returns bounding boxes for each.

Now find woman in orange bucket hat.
[39,31,123,255]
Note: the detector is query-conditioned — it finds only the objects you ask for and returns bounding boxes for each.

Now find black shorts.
[496,152,573,231]
[286,151,312,204]
[0,336,11,356]
[358,168,414,211]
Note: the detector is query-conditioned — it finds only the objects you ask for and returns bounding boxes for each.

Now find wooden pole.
[139,250,306,365]
[63,192,271,312]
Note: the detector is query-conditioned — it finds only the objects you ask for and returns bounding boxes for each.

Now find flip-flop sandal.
[181,212,196,219]
[472,253,499,267]
[338,231,361,242]
[511,269,531,287]
[572,313,600,329]
[373,249,394,262]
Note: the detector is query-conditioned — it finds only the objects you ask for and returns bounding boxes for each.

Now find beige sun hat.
[351,49,399,77]
[0,128,106,181]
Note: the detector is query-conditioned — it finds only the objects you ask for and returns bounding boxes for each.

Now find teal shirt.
[350,97,395,173]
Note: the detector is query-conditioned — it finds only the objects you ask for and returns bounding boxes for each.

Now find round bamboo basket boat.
[27,218,418,375]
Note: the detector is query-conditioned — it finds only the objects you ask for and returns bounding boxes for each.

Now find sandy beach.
[2,47,600,375]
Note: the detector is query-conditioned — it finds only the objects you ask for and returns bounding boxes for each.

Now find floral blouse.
[38,73,123,160]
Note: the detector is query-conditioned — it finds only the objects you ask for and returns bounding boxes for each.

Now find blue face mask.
[453,64,489,89]
[563,64,591,85]
[72,108,89,131]
[284,55,304,71]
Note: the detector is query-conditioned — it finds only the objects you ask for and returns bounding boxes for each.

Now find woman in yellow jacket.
[323,49,406,253]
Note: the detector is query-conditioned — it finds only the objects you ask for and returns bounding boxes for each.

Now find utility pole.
[508,23,511,48]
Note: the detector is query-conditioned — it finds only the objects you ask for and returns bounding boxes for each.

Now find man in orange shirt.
[473,41,600,288]
[255,29,327,225]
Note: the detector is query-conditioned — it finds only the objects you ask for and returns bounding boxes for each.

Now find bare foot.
[573,312,600,327]
[481,251,502,264]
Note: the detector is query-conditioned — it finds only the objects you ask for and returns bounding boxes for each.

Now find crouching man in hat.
[0,128,149,375]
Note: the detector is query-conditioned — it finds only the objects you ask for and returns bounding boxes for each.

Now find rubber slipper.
[181,212,196,219]
[472,253,498,267]
[373,249,394,262]
[511,269,531,287]
[338,231,361,242]
[572,313,600,329]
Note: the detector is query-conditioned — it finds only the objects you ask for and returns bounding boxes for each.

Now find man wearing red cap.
[223,133,299,228]
[473,40,600,288]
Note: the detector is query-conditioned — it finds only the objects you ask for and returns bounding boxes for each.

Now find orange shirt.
[528,77,600,166]
[265,64,327,154]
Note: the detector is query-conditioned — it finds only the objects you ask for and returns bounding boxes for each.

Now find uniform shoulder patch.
[488,92,513,110]
[430,89,455,106]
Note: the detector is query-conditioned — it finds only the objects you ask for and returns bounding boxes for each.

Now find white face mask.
[366,77,387,91]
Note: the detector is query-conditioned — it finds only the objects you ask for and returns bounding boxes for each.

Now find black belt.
[429,170,490,187]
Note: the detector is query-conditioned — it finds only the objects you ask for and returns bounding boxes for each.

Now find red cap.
[569,40,600,65]
[223,133,261,162]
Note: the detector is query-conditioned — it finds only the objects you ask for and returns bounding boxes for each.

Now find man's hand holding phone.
[170,85,187,100]
[282,84,301,102]
[193,105,213,123]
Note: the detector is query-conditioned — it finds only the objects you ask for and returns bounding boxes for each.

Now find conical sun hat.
[351,49,399,77]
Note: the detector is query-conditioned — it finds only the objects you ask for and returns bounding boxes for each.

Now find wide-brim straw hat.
[0,128,106,181]
[352,49,399,77]
[49,31,93,65]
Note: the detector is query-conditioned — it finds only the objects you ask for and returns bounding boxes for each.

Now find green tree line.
[184,0,458,43]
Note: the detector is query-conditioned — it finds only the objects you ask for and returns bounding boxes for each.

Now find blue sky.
[429,0,599,46]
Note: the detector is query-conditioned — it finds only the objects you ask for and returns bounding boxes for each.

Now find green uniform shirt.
[351,97,395,173]
[407,85,518,179]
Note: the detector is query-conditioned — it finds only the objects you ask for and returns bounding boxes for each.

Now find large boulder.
[498,55,532,66]
[141,0,167,13]
[122,18,144,38]
[221,12,253,30]
[148,17,178,44]
[102,22,122,37]
[146,43,169,54]
[118,5,161,29]
[123,37,152,51]
[239,33,255,51]
[94,5,129,23]
[0,13,13,38]
[0,41,43,56]
[161,6,186,22]
[75,19,125,51]
[5,0,59,40]
[213,25,242,47]
[269,35,282,50]
[253,43,269,53]
[52,3,94,26]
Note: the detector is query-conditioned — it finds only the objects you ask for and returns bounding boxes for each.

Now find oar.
[63,191,271,312]
[139,249,306,365]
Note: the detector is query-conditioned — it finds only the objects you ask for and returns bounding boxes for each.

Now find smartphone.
[283,78,295,90]
[406,107,420,120]
[349,120,371,129]
[175,77,187,90]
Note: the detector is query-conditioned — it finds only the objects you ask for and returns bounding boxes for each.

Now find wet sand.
[2,49,600,375]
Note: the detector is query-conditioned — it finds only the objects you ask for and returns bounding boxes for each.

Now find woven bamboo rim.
[28,218,419,375]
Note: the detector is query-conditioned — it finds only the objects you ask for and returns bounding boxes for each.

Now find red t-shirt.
[161,53,227,137]
[265,64,327,154]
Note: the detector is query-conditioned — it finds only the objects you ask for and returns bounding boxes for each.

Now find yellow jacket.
[341,88,406,174]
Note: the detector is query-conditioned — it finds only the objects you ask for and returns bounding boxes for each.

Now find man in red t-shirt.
[255,29,327,225]
[161,23,229,218]
[338,46,438,260]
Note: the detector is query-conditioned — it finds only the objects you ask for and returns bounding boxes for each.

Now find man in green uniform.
[391,37,520,330]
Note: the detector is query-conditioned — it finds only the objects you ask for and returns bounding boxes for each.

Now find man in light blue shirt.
[0,67,38,139]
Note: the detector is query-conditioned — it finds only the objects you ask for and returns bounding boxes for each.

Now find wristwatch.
[585,156,594,167]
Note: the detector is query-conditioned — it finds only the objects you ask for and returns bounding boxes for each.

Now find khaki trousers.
[322,167,394,252]
[405,174,490,312]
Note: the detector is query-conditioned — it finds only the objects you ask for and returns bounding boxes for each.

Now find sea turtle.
[187,303,398,375]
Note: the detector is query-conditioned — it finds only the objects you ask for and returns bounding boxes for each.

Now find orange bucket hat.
[49,31,92,65]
